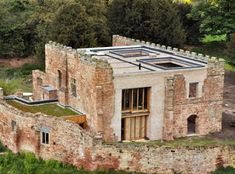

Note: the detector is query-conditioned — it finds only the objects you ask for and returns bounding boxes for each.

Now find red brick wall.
[0,100,235,174]
[32,43,115,141]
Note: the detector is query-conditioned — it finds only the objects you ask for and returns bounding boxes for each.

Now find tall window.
[189,82,199,98]
[58,70,62,88]
[41,131,49,145]
[122,88,149,112]
[71,78,77,97]
[11,120,17,132]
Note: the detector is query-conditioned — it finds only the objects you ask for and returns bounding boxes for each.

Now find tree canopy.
[108,0,186,47]
[190,0,235,37]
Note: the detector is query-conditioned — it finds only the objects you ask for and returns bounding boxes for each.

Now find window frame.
[122,88,149,113]
[41,131,50,145]
[188,82,199,98]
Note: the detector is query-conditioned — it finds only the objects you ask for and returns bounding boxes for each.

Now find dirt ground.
[211,71,235,140]
[0,57,37,68]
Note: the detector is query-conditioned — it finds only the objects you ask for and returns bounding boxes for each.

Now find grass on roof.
[6,100,78,117]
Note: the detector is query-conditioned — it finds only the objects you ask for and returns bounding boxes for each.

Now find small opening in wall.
[11,120,17,132]
[189,82,199,98]
[187,115,197,134]
[41,131,50,145]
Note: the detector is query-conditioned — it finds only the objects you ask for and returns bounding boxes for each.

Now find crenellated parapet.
[112,35,225,67]
[46,41,110,68]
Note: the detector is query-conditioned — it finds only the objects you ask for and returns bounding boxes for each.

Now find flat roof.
[79,45,207,76]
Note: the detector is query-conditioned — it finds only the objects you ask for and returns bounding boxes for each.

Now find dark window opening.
[189,82,198,98]
[11,120,17,131]
[155,62,183,68]
[71,78,77,97]
[187,115,197,134]
[41,131,49,144]
[58,70,62,88]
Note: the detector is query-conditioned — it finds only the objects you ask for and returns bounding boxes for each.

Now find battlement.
[45,41,110,68]
[112,35,225,66]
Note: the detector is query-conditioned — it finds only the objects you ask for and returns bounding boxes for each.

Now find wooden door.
[122,116,147,141]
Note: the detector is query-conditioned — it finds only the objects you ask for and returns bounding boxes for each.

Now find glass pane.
[144,88,148,109]
[122,89,131,111]
[122,91,125,110]
[138,88,143,110]
[133,89,138,111]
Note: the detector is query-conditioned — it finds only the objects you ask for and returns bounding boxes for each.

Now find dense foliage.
[0,0,110,62]
[0,0,234,65]
[176,3,202,44]
[108,0,186,47]
[190,0,235,38]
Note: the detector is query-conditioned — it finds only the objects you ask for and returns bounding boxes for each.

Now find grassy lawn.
[0,64,42,95]
[186,36,235,71]
[6,100,78,117]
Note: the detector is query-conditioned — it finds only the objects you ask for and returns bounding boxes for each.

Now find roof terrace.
[80,45,207,76]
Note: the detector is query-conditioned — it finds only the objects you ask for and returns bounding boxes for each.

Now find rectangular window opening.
[41,131,50,145]
[189,82,199,98]
[122,87,149,113]
[71,78,77,97]
[11,120,17,132]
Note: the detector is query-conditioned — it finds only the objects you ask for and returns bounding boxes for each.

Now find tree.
[176,3,202,44]
[0,0,38,58]
[225,33,235,64]
[108,0,186,47]
[48,1,110,49]
[190,0,235,39]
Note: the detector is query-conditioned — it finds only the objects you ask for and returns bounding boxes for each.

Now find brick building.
[33,35,224,141]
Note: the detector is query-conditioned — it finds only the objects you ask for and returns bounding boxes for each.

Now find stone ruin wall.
[1,100,235,174]
[112,35,225,140]
[32,42,115,141]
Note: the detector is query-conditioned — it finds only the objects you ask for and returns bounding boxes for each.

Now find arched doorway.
[187,115,197,134]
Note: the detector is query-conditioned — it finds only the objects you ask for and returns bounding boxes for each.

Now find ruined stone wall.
[32,43,115,141]
[32,70,46,100]
[1,100,235,174]
[163,58,224,140]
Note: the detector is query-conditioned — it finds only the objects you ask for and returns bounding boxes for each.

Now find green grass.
[0,151,135,174]
[202,34,227,43]
[225,63,235,71]
[213,167,235,174]
[188,39,235,71]
[0,64,43,95]
[6,100,78,117]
